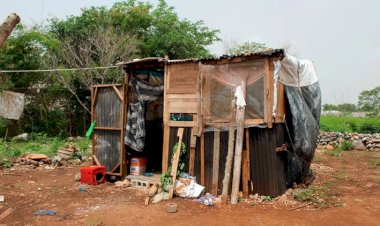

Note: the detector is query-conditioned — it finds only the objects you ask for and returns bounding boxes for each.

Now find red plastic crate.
[80,166,106,185]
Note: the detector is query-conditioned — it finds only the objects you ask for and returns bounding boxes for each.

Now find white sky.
[1,0,379,105]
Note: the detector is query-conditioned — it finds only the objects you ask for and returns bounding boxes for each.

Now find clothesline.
[0,65,119,73]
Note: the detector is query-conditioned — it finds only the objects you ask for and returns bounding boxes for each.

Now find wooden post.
[0,13,20,48]
[242,129,251,198]
[231,81,246,205]
[200,130,205,186]
[221,99,236,200]
[189,128,196,175]
[168,128,184,199]
[212,130,220,194]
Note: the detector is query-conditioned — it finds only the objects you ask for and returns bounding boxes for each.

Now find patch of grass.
[85,216,104,226]
[329,141,352,157]
[0,136,89,166]
[75,138,91,156]
[293,182,340,208]
[320,116,380,133]
[375,177,380,185]
[368,159,380,169]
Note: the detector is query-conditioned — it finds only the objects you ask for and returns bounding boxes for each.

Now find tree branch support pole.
[0,13,20,48]
[231,81,246,205]
[221,99,236,203]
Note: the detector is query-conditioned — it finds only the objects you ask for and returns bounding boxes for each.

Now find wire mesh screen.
[201,59,265,130]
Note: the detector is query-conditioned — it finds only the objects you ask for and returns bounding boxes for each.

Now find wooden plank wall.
[162,56,287,197]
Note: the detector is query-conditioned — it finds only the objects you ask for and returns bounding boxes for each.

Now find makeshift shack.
[91,49,321,197]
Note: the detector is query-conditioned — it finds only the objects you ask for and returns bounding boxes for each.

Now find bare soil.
[1,149,380,226]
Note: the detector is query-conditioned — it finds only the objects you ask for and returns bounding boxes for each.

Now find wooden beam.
[168,128,184,199]
[231,81,246,205]
[167,121,198,127]
[94,127,122,131]
[91,87,96,166]
[121,73,128,178]
[162,64,170,173]
[93,154,101,166]
[212,130,220,194]
[112,85,123,100]
[110,163,121,173]
[0,208,14,222]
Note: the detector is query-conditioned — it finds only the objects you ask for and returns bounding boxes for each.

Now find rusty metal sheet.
[0,90,25,120]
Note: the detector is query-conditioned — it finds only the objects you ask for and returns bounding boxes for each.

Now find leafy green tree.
[323,104,337,111]
[0,25,71,136]
[358,86,380,117]
[49,0,219,59]
[336,103,357,113]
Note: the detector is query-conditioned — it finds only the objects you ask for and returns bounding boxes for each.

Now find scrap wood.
[288,202,313,211]
[168,128,184,199]
[0,208,14,221]
[25,153,48,160]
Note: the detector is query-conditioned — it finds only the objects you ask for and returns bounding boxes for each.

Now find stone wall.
[318,132,380,151]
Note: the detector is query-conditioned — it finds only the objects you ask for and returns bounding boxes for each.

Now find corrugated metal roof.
[116,57,165,66]
[167,49,284,64]
[117,49,284,66]
[203,48,284,61]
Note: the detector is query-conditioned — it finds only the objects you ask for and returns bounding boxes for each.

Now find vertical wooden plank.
[264,58,274,128]
[222,99,236,201]
[212,130,220,194]
[168,128,184,199]
[189,128,196,176]
[231,81,246,205]
[91,87,96,166]
[121,74,128,178]
[162,66,170,172]
[268,58,274,128]
[242,129,251,198]
[200,130,205,186]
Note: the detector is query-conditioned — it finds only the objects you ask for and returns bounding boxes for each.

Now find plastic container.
[80,166,106,185]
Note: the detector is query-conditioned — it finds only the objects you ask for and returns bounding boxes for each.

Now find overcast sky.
[1,0,379,105]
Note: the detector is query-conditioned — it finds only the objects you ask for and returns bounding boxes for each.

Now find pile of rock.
[15,154,52,168]
[318,132,380,151]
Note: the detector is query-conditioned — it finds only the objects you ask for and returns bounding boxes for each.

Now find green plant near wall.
[160,142,187,189]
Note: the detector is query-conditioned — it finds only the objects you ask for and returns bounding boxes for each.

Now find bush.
[320,116,380,133]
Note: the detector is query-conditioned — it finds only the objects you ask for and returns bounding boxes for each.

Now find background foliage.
[0,0,219,137]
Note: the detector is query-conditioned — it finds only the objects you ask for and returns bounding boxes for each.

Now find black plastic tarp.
[276,53,322,186]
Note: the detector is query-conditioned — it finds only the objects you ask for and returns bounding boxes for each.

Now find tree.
[49,0,219,59]
[323,104,337,111]
[0,25,70,135]
[44,27,138,114]
[224,40,267,55]
[358,86,380,116]
[336,103,357,113]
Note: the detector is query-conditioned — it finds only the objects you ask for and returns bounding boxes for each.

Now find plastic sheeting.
[201,60,265,131]
[276,53,321,186]
[276,54,319,87]
[0,90,25,120]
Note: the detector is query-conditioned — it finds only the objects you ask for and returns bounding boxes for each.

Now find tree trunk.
[0,13,21,48]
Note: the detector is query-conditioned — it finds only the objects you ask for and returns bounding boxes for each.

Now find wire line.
[0,66,119,73]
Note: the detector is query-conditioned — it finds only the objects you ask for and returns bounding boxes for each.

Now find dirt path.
[1,150,379,226]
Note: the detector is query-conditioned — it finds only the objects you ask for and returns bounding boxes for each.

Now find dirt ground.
[1,149,380,226]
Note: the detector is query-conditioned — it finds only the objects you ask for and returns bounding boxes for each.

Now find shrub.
[320,116,380,133]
